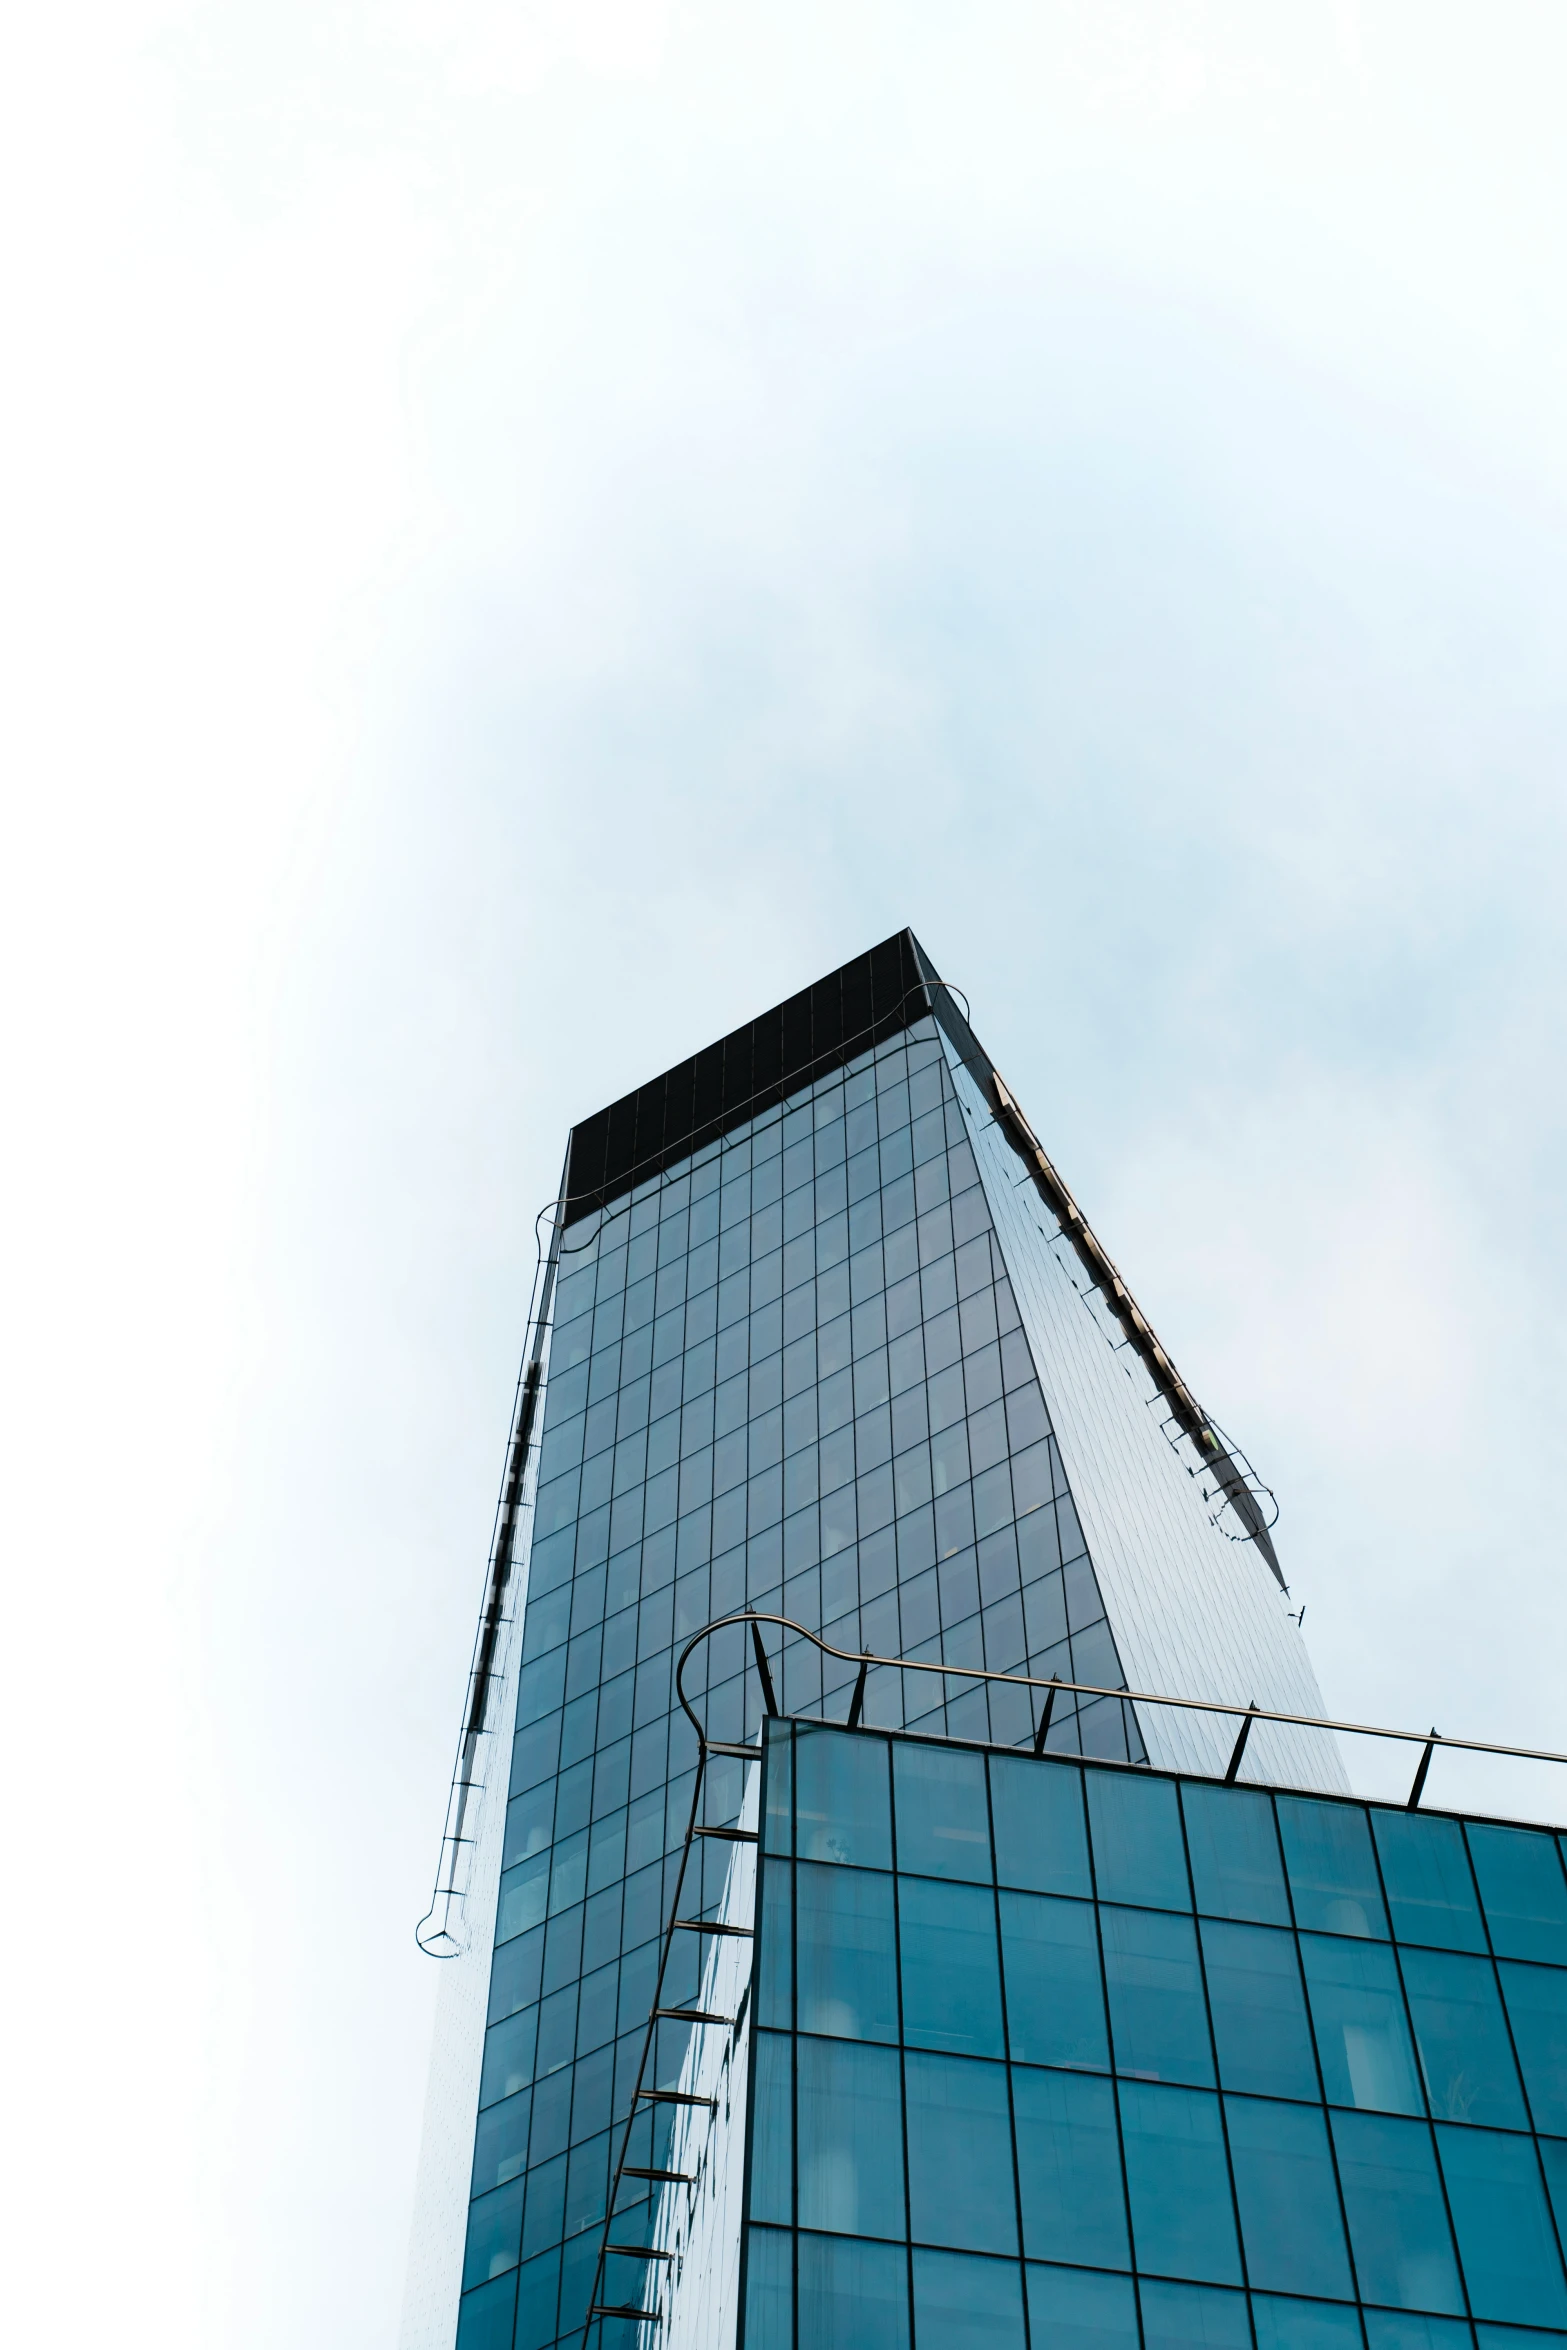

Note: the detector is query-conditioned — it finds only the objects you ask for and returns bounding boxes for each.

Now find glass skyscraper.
[402,932,1567,2350]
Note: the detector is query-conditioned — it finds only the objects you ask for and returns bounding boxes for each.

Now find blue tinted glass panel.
[1540,2133,1567,2240]
[750,2030,793,2224]
[1435,2125,1567,2327]
[990,1754,1091,1897]
[1024,2265,1138,2350]
[1137,2279,1250,2350]
[1182,1784,1291,1926]
[763,1721,793,1855]
[999,1890,1109,2071]
[894,1742,992,1882]
[1400,1948,1526,2127]
[899,1875,1005,2058]
[798,2231,910,2350]
[796,1727,893,1869]
[1101,1906,1214,2087]
[1086,1772,1191,1912]
[1118,2081,1242,2284]
[511,2245,561,2350]
[911,2248,1026,2350]
[905,2052,1018,2255]
[457,2273,518,2350]
[1013,2066,1128,2268]
[1330,2111,1464,2314]
[744,2225,794,2350]
[1251,2298,1365,2350]
[1279,1800,1388,1940]
[797,2036,904,2239]
[1498,1965,1567,2134]
[1226,2096,1354,2298]
[1467,1828,1567,1965]
[759,1857,793,2030]
[463,2180,524,2290]
[1201,1919,1319,2100]
[796,1861,898,2042]
[1360,2317,1471,2350]
[1302,1936,1423,2114]
[1372,1814,1486,1954]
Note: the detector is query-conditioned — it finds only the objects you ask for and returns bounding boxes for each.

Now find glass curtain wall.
[459,1015,1141,2350]
[746,1719,1567,2350]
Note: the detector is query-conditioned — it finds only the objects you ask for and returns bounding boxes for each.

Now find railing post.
[846,1656,871,1730]
[1224,1701,1259,1784]
[1407,1729,1439,1810]
[750,1620,779,1717]
[1032,1677,1062,1757]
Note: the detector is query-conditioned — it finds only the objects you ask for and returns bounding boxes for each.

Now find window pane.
[990,1754,1092,1897]
[1101,1906,1214,2087]
[796,1861,899,2042]
[796,1724,893,1869]
[899,1875,1005,2058]
[1226,2096,1353,2299]
[1373,1813,1486,1954]
[1301,1936,1423,2114]
[1499,1962,1567,2133]
[911,2249,1026,2350]
[1330,2111,1464,2313]
[750,2030,793,2224]
[1024,2264,1137,2350]
[455,2273,517,2350]
[905,2052,1018,2255]
[798,2231,910,2350]
[1118,2081,1242,2284]
[1466,1826,1567,1964]
[999,1891,1110,2071]
[798,2036,905,2239]
[1400,1948,1526,2127]
[1182,1784,1290,1926]
[1360,2317,1471,2350]
[744,2224,794,2350]
[1436,2125,1567,2327]
[894,1741,993,1882]
[1138,2281,1250,2350]
[1201,1919,1319,2100]
[1278,1800,1388,1939]
[1086,1772,1191,1911]
[1012,2067,1129,2270]
[1251,2297,1365,2350]
[759,1857,793,2030]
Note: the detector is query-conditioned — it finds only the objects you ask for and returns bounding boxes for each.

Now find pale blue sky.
[4,5,1567,2346]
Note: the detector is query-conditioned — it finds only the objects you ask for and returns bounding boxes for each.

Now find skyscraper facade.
[403,933,1567,2350]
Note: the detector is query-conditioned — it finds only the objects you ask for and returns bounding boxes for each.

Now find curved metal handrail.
[673,1611,1567,1799]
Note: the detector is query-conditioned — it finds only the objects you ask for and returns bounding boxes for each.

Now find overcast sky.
[5,4,1567,2346]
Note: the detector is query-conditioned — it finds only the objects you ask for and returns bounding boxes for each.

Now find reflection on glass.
[904,2051,1018,2255]
[1000,1891,1110,2071]
[1182,1783,1291,1926]
[795,1861,897,2042]
[911,2248,1026,2350]
[1101,1906,1214,2086]
[797,2036,903,2239]
[1401,1946,1526,2127]
[1435,2124,1567,2327]
[892,1739,992,1881]
[1201,1919,1319,2101]
[1330,2110,1464,2314]
[898,1874,1004,2057]
[1225,2095,1353,2299]
[1301,1936,1423,2114]
[1012,2067,1129,2270]
[1466,1825,1567,1965]
[1086,1772,1190,1912]
[1118,2081,1241,2285]
[990,1752,1091,1897]
[797,2230,909,2350]
[1372,1812,1487,1954]
[1278,1799,1389,1940]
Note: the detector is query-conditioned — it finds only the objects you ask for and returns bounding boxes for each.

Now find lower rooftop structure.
[591,1654,1567,2350]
